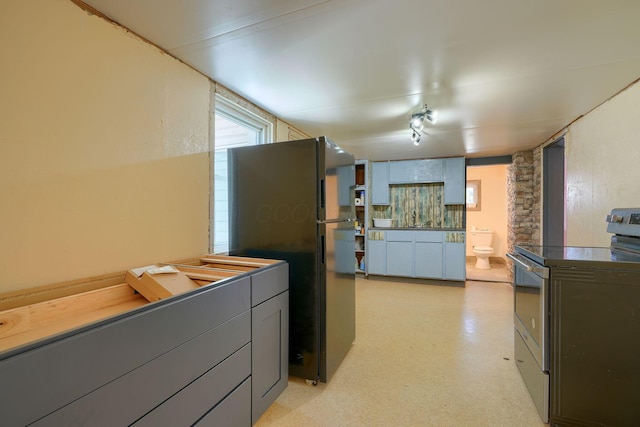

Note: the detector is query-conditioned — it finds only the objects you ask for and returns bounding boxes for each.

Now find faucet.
[411,211,417,227]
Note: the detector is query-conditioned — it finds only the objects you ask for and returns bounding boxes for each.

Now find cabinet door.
[337,165,354,206]
[388,160,415,183]
[371,162,389,205]
[415,242,443,279]
[415,159,444,182]
[444,157,465,205]
[444,242,466,281]
[252,291,289,424]
[367,239,386,275]
[389,159,444,183]
[386,241,413,277]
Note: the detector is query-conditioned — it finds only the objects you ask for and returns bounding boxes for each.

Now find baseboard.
[365,274,465,287]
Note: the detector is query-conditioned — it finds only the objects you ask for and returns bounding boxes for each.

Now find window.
[466,180,481,211]
[213,95,272,253]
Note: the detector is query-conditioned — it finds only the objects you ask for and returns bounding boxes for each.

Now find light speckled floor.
[255,274,545,427]
[466,258,511,283]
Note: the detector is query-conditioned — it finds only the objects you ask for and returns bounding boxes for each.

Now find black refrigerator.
[228,137,356,383]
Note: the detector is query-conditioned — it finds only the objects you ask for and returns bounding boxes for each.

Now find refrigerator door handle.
[317,218,357,224]
[321,235,325,264]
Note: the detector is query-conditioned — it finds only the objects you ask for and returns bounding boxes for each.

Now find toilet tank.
[471,228,493,247]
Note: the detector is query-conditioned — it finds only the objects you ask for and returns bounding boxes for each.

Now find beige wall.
[0,0,211,291]
[564,80,640,247]
[466,165,509,259]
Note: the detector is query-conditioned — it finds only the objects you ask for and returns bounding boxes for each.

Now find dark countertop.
[515,244,640,269]
[369,227,465,232]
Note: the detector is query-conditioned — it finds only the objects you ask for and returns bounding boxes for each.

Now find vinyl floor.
[255,261,545,427]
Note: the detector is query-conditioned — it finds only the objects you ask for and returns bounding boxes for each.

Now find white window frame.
[211,95,273,254]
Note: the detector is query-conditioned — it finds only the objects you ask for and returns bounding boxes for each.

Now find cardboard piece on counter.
[125,269,199,302]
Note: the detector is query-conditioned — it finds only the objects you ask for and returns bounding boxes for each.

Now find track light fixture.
[409,104,437,145]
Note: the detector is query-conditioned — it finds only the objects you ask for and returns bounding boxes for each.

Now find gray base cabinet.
[415,242,443,278]
[196,378,252,427]
[367,240,386,275]
[0,261,289,427]
[251,289,289,424]
[367,230,464,282]
[386,231,414,277]
[444,242,466,280]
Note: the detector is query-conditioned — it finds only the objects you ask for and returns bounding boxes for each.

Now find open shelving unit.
[354,160,368,274]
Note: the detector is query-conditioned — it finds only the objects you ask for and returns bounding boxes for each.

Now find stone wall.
[507,149,541,257]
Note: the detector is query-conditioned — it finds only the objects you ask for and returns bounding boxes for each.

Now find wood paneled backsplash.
[371,183,464,228]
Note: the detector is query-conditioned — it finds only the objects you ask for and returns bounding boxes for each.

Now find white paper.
[130,265,159,278]
[147,265,180,275]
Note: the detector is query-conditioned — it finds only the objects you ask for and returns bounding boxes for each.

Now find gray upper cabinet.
[371,161,390,205]
[337,164,354,206]
[389,159,444,184]
[443,157,465,205]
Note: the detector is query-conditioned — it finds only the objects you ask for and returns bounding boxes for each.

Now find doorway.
[543,138,565,246]
[465,161,510,282]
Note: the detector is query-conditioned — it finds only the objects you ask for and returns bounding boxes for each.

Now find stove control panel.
[629,213,640,225]
[607,208,640,237]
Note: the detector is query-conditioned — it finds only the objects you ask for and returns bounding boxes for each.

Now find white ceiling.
[80,0,640,160]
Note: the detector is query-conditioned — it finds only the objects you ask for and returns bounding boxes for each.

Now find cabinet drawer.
[32,310,251,427]
[386,230,413,242]
[1,277,251,427]
[134,343,251,427]
[414,231,443,242]
[195,377,252,427]
[252,263,289,307]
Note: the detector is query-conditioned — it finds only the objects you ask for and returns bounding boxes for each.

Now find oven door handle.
[507,253,550,279]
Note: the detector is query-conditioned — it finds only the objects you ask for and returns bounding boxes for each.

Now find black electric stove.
[509,207,640,426]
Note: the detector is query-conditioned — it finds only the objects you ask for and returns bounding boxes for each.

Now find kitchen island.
[0,255,288,426]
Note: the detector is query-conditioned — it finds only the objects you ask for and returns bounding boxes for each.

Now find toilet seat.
[474,246,493,253]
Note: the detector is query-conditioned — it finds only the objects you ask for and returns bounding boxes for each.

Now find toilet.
[471,227,494,269]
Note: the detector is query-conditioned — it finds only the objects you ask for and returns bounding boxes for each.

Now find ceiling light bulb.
[411,131,420,144]
[413,140,420,146]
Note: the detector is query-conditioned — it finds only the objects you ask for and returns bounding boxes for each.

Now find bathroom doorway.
[465,158,511,282]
